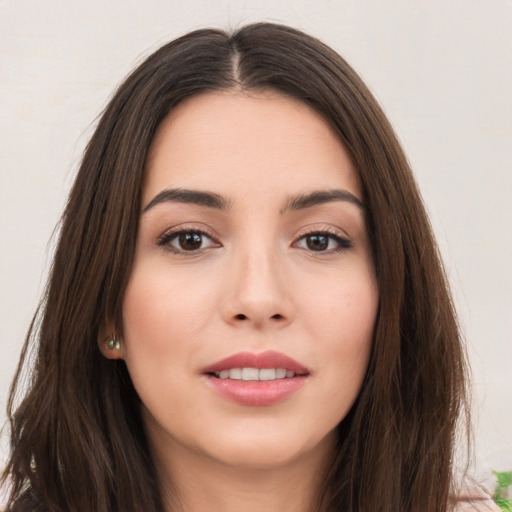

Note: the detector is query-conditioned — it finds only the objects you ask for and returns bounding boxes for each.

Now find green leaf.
[495,471,512,491]
[493,471,512,511]
[494,496,512,512]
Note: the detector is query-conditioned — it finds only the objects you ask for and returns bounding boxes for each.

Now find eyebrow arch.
[280,189,364,214]
[143,188,232,213]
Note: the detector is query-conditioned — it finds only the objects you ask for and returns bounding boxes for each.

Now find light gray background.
[1,0,511,480]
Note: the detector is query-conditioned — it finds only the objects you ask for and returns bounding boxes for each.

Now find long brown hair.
[3,23,469,511]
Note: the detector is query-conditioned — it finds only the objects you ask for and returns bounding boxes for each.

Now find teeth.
[242,368,259,381]
[229,368,242,380]
[276,368,287,379]
[259,368,276,381]
[214,368,296,381]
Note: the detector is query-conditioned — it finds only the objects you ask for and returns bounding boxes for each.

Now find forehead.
[144,90,361,205]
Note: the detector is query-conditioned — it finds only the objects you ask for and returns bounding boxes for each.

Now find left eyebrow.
[280,189,365,214]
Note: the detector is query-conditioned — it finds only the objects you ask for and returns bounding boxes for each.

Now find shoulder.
[453,485,500,512]
[453,500,500,511]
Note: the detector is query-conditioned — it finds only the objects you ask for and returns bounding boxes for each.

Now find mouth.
[210,367,301,381]
[202,350,309,406]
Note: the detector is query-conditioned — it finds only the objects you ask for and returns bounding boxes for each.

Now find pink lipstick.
[202,350,309,406]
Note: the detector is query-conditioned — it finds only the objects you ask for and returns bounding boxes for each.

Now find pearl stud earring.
[107,333,120,350]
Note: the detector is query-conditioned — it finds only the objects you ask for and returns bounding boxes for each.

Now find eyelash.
[156,227,353,255]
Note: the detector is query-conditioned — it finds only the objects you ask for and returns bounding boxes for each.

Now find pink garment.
[455,484,500,511]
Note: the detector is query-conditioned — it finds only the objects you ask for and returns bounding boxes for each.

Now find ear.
[99,330,124,360]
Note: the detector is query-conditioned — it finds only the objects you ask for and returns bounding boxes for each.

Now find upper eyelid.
[157,224,220,243]
[293,224,351,240]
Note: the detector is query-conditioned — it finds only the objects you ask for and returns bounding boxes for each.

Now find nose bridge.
[222,237,292,327]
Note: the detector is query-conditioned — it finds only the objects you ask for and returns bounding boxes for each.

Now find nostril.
[231,313,286,322]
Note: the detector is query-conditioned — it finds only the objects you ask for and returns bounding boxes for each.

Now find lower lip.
[205,375,308,406]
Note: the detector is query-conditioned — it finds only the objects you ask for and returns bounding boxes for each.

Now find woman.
[2,22,480,511]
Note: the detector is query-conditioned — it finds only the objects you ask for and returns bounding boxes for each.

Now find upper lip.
[202,350,309,375]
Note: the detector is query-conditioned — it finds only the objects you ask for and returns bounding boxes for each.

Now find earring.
[108,333,120,350]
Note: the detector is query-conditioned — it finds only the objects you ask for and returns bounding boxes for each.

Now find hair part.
[3,23,470,512]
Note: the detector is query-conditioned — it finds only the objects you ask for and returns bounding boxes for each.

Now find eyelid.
[293,223,350,241]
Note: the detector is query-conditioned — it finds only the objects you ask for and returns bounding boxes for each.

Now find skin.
[102,90,379,511]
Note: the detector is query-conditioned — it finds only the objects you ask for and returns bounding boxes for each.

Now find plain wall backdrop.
[1,0,511,481]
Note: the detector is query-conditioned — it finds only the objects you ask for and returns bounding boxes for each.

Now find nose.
[221,247,294,329]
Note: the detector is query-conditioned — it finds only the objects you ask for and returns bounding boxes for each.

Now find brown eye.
[157,230,218,253]
[295,232,353,253]
[306,234,329,251]
[178,232,203,251]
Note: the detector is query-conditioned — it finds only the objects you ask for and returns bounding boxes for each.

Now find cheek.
[299,267,378,397]
[119,261,220,419]
[300,265,378,342]
[121,261,218,352]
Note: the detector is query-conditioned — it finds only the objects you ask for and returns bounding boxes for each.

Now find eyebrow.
[143,188,232,213]
[280,189,364,214]
[143,187,364,214]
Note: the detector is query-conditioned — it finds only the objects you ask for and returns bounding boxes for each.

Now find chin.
[198,425,337,471]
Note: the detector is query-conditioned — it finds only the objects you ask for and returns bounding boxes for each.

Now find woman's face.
[113,91,378,470]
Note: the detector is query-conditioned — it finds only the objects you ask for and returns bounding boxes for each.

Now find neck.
[150,432,334,512]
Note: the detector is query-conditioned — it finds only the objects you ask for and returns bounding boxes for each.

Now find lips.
[202,350,309,375]
[202,350,309,406]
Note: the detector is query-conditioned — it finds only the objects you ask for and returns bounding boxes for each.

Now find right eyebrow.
[142,188,232,213]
